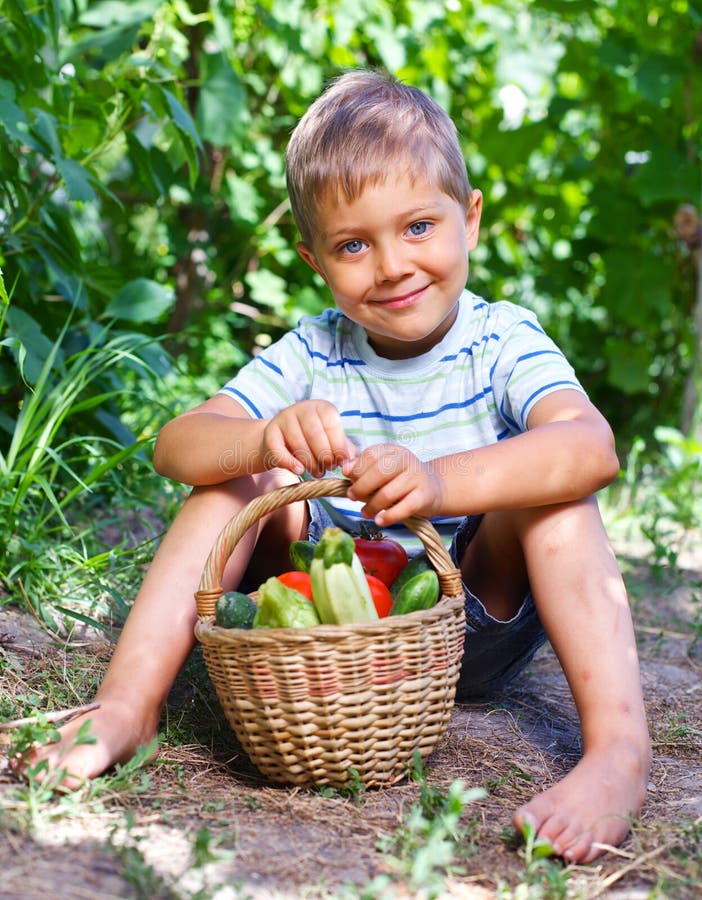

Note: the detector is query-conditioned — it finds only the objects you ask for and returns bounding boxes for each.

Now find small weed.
[373,752,486,899]
[497,819,570,899]
[105,815,177,899]
[485,764,534,791]
[2,714,95,827]
[83,739,158,799]
[666,712,693,741]
[105,816,246,900]
[2,717,157,829]
[191,825,236,868]
[313,767,367,803]
[519,818,556,867]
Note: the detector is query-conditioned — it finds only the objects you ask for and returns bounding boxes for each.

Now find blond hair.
[286,69,471,246]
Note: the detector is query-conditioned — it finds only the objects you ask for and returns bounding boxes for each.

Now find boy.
[24,70,650,864]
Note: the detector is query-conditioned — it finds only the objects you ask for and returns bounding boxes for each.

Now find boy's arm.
[441,389,619,514]
[152,395,267,485]
[345,390,620,525]
[153,395,355,486]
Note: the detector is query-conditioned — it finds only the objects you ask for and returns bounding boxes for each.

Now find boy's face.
[297,173,482,359]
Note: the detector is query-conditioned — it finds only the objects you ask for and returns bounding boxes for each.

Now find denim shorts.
[307,501,547,701]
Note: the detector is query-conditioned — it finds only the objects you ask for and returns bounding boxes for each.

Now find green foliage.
[369,752,486,899]
[312,766,367,801]
[0,290,167,615]
[613,425,702,571]
[0,1,700,624]
[2,0,700,442]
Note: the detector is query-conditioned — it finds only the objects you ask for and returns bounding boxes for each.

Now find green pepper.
[252,576,321,629]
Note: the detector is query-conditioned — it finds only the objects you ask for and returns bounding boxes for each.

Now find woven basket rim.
[196,592,464,643]
[195,476,464,618]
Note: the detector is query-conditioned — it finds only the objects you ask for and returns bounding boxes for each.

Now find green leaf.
[0,97,30,144]
[224,172,262,224]
[245,269,290,311]
[31,110,62,157]
[632,54,685,106]
[161,87,203,150]
[79,0,162,27]
[604,338,651,394]
[105,278,174,323]
[55,158,96,202]
[5,307,60,386]
[196,53,248,147]
[631,147,701,206]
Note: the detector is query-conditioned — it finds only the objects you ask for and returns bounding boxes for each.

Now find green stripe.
[345,409,492,442]
[258,370,294,405]
[310,356,486,388]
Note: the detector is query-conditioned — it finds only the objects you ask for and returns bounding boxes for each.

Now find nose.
[374,241,413,283]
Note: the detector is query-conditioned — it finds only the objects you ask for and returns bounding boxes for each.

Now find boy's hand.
[262,399,358,478]
[342,444,443,527]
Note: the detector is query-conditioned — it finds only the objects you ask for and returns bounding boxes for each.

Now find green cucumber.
[289,539,316,573]
[390,569,440,616]
[390,553,433,599]
[215,591,258,629]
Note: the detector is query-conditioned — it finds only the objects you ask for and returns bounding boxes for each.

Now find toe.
[561,831,596,864]
[535,814,575,857]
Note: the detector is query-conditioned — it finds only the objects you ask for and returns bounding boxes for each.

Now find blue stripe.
[440,333,497,362]
[522,319,545,335]
[220,386,263,418]
[259,356,284,377]
[499,410,519,432]
[489,346,560,382]
[293,330,365,367]
[340,388,491,423]
[515,348,561,364]
[520,380,580,419]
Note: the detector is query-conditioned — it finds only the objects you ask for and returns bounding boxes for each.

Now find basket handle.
[195,477,465,616]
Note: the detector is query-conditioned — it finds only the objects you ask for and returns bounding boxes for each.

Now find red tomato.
[353,526,408,588]
[276,571,314,601]
[365,573,393,618]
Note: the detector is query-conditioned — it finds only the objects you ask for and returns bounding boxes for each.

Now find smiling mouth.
[374,285,428,308]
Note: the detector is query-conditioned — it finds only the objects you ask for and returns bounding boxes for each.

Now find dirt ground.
[1,537,701,899]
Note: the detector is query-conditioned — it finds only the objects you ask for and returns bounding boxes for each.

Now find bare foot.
[513,739,651,863]
[13,699,160,789]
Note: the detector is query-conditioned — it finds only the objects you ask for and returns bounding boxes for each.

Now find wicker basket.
[194,477,466,787]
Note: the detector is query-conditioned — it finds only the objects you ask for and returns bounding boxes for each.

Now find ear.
[465,189,483,252]
[296,241,328,284]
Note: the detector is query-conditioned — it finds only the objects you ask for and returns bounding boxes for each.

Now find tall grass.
[0,269,168,630]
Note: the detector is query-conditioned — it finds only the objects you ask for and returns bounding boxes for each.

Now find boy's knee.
[515,496,604,554]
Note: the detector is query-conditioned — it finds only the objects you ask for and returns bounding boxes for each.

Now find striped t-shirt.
[219,290,586,554]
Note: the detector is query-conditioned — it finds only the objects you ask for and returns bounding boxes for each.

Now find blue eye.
[342,239,365,254]
[408,221,430,236]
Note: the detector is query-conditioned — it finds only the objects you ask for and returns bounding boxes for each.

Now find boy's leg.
[459,496,650,863]
[19,469,308,787]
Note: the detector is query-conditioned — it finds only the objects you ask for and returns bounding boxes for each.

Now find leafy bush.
[2,1,700,444]
[0,2,700,619]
